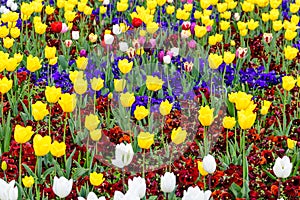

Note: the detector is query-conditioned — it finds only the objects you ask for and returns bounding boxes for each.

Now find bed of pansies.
[0,0,300,199]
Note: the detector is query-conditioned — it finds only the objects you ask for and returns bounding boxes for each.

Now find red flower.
[51,22,62,33]
[132,18,143,28]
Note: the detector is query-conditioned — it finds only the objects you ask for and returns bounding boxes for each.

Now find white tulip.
[203,154,216,174]
[273,156,293,178]
[119,42,129,52]
[78,192,106,200]
[234,13,240,21]
[104,34,114,45]
[167,0,173,3]
[72,31,80,40]
[111,143,134,168]
[163,55,171,64]
[113,191,139,200]
[112,24,122,35]
[161,172,176,193]
[103,0,110,5]
[10,3,18,11]
[6,0,14,8]
[182,186,211,200]
[170,47,179,57]
[52,176,73,198]
[0,179,18,200]
[128,176,146,199]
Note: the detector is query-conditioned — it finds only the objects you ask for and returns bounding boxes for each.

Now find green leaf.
[229,182,242,198]
[262,168,277,181]
[22,163,36,178]
[58,55,68,70]
[72,167,89,180]
[66,148,76,178]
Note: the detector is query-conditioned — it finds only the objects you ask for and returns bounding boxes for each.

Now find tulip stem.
[226,130,229,156]
[63,113,68,143]
[142,149,145,178]
[122,168,126,193]
[94,92,96,114]
[86,136,90,168]
[278,179,281,199]
[48,104,52,136]
[1,93,4,125]
[19,144,22,184]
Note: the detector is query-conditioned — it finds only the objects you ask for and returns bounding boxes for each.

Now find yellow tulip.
[217,3,227,13]
[234,91,253,110]
[159,100,172,116]
[14,53,23,63]
[166,5,175,14]
[146,22,159,34]
[117,2,129,12]
[32,101,49,121]
[284,29,297,41]
[262,13,270,22]
[171,127,187,145]
[45,86,61,103]
[223,51,235,65]
[45,6,55,15]
[74,78,88,95]
[33,134,52,156]
[282,76,296,91]
[290,3,300,13]
[114,79,127,92]
[90,172,105,186]
[91,77,104,91]
[26,55,42,72]
[138,132,154,149]
[269,9,279,21]
[198,105,214,126]
[297,77,300,87]
[45,46,57,59]
[272,20,283,31]
[247,19,259,30]
[194,25,207,38]
[34,22,47,34]
[220,20,230,31]
[208,35,218,46]
[14,125,34,144]
[120,92,135,108]
[287,138,297,150]
[146,76,164,91]
[84,6,93,15]
[134,106,149,120]
[208,53,223,69]
[10,27,20,38]
[241,1,254,12]
[58,93,77,113]
[237,109,256,130]
[64,11,76,22]
[0,77,13,94]
[76,56,88,70]
[118,59,133,74]
[1,161,7,171]
[3,37,14,49]
[284,46,299,60]
[69,71,84,84]
[85,114,100,131]
[260,100,272,115]
[197,161,208,176]
[0,26,9,38]
[90,129,102,141]
[22,176,34,188]
[200,0,210,9]
[50,141,66,157]
[237,21,247,30]
[222,116,236,129]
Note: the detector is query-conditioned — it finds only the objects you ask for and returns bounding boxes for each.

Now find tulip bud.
[1,161,7,171]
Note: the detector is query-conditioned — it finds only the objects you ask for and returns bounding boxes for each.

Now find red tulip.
[51,22,62,33]
[132,18,143,28]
